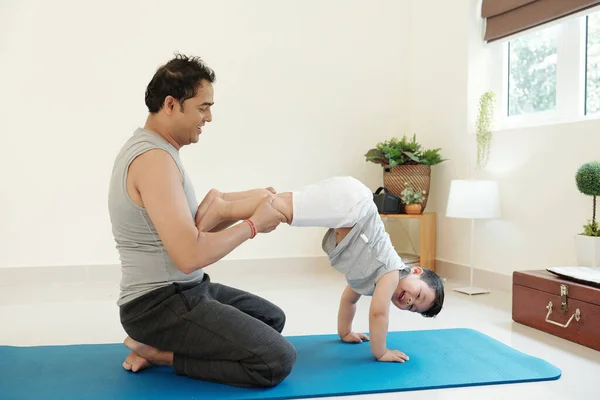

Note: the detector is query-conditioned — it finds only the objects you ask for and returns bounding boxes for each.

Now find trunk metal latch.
[544,283,581,328]
[560,284,568,313]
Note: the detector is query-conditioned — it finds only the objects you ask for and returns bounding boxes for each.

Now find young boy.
[196,176,445,363]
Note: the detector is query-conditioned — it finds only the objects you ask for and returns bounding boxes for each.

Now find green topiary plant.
[576,161,600,236]
[476,91,497,169]
[364,134,446,167]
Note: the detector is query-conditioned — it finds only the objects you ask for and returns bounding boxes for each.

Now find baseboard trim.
[435,259,512,293]
[0,257,513,293]
[0,256,336,287]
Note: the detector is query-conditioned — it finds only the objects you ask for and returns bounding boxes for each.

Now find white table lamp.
[446,180,501,295]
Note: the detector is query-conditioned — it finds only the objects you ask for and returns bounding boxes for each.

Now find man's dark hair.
[145,53,216,113]
[420,268,444,318]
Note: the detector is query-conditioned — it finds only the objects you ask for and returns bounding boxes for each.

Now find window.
[491,7,600,128]
[586,11,600,115]
[508,26,558,116]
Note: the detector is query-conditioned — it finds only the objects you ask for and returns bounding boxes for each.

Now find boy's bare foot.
[123,336,174,369]
[197,196,226,232]
[195,188,223,227]
[273,192,293,224]
[122,350,152,372]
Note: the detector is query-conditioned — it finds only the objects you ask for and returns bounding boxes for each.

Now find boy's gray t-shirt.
[322,202,410,295]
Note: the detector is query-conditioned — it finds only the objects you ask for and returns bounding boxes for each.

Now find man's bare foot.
[122,350,152,372]
[123,337,174,368]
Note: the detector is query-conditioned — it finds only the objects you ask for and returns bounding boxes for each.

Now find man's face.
[167,79,214,147]
[391,267,435,313]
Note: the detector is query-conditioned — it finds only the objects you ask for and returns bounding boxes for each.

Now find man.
[108,54,296,388]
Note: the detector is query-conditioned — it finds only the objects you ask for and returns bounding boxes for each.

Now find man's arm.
[338,285,369,343]
[209,220,237,232]
[369,271,409,362]
[131,149,283,273]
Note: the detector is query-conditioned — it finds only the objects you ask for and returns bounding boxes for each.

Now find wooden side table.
[379,212,436,271]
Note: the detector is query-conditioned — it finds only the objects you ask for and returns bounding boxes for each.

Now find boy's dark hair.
[420,268,444,318]
[145,53,216,113]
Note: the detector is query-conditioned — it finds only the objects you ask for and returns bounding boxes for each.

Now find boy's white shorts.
[290,176,375,228]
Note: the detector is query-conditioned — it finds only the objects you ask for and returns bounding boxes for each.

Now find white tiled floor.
[1,263,598,399]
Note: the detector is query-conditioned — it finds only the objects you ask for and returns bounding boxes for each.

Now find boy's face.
[391,267,435,313]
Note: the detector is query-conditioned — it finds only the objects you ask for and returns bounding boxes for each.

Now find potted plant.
[476,91,496,170]
[400,183,427,215]
[364,134,445,211]
[575,161,600,267]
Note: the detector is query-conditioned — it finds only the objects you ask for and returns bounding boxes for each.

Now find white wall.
[407,0,600,276]
[0,0,410,267]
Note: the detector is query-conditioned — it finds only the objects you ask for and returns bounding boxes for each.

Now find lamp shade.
[446,180,501,219]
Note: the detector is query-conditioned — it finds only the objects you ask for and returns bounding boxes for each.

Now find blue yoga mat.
[0,328,560,400]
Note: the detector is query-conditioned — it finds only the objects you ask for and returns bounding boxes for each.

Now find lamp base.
[454,286,490,295]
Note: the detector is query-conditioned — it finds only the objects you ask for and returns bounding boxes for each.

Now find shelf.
[379,212,436,271]
[379,212,435,219]
[397,252,420,266]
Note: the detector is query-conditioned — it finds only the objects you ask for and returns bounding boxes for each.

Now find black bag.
[373,187,402,214]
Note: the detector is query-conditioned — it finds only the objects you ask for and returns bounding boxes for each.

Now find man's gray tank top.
[108,128,204,306]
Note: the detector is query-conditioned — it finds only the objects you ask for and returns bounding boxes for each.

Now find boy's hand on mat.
[342,332,370,343]
[377,349,409,363]
[265,187,277,194]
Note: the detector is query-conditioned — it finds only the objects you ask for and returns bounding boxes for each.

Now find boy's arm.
[338,285,369,343]
[369,271,409,362]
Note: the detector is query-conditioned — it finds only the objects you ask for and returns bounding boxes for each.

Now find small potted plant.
[575,161,600,267]
[400,182,427,215]
[476,91,497,170]
[364,134,445,211]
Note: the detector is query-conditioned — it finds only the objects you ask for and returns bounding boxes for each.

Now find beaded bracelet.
[244,219,257,239]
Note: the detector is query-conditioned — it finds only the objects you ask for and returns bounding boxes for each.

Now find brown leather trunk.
[512,270,600,352]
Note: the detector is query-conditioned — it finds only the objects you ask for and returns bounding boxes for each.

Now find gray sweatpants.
[119,273,296,388]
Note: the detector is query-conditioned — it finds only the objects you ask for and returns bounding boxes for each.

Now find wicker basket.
[383,164,431,212]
